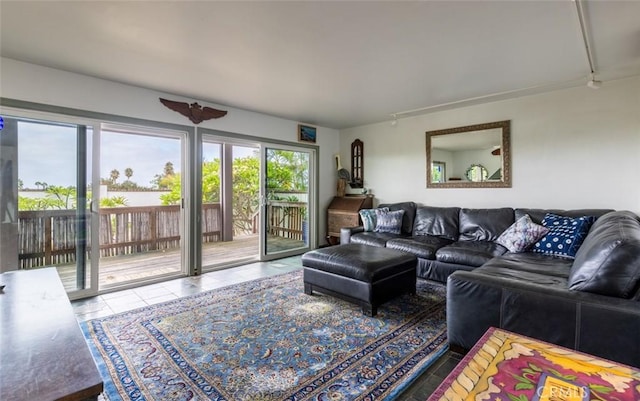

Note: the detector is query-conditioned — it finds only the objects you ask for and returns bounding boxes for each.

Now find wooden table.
[0,268,103,401]
[429,327,640,401]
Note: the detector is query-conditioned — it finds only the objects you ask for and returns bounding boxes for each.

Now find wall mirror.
[426,120,511,188]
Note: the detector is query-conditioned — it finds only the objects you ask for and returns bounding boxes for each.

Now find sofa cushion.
[495,214,549,253]
[481,252,573,278]
[379,202,416,235]
[412,206,460,241]
[386,235,452,260]
[458,208,514,241]
[350,232,404,247]
[374,209,404,234]
[436,240,508,267]
[569,211,640,299]
[472,265,571,288]
[532,213,596,259]
[359,207,389,232]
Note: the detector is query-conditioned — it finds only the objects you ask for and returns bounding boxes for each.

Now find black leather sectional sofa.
[340,202,640,367]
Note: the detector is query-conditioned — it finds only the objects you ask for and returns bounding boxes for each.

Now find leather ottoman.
[301,244,417,316]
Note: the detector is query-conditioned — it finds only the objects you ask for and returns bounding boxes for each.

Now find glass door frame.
[260,142,316,261]
[2,100,196,298]
[98,122,190,291]
[1,107,101,300]
[197,128,319,267]
[198,132,262,273]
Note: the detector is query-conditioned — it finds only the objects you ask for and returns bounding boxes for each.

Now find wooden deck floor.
[52,235,304,291]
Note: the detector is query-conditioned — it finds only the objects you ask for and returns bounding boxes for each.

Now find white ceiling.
[1,1,639,129]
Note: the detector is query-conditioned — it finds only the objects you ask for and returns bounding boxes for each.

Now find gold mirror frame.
[426,120,511,188]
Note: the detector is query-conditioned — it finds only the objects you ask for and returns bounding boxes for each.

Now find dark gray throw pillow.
[374,209,405,235]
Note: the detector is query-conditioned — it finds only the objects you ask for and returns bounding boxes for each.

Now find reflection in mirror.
[432,161,446,183]
[465,164,488,182]
[426,120,511,188]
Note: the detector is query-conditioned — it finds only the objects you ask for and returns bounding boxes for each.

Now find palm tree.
[163,162,175,177]
[124,167,133,181]
[35,181,48,190]
[110,169,120,184]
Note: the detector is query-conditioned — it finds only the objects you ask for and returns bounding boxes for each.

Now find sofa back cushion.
[569,211,640,299]
[412,206,460,240]
[515,208,614,225]
[458,208,514,241]
[379,202,417,235]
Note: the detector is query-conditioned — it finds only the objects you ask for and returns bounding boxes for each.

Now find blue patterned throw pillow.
[532,213,596,259]
[496,214,549,253]
[359,207,389,232]
[374,209,405,234]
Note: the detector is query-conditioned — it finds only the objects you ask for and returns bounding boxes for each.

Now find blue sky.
[101,131,182,187]
[18,122,79,187]
[17,121,257,189]
[18,123,184,188]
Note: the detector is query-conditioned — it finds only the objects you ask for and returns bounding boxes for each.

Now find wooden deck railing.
[267,201,307,241]
[17,201,306,269]
[18,209,78,268]
[18,204,222,269]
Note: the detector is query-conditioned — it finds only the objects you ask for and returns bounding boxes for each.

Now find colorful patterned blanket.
[429,327,640,401]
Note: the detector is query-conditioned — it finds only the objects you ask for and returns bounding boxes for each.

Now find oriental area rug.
[81,270,447,401]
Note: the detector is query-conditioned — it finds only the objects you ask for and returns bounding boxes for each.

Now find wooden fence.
[17,203,222,269]
[17,202,306,269]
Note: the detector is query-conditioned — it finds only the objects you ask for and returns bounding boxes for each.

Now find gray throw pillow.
[359,207,389,232]
[374,209,405,234]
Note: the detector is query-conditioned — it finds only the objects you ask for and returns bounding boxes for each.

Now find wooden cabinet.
[326,195,373,244]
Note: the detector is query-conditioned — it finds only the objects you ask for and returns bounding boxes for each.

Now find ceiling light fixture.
[390,114,398,126]
[587,73,602,89]
[575,0,602,89]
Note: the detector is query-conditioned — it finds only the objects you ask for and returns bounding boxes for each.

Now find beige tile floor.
[72,256,303,321]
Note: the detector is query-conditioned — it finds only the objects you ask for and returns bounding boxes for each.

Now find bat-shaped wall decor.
[159,98,227,124]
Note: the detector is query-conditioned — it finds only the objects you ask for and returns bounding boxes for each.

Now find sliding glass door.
[262,145,314,259]
[0,114,190,296]
[1,115,98,297]
[200,136,261,270]
[199,134,316,268]
[2,109,318,293]
[98,124,187,289]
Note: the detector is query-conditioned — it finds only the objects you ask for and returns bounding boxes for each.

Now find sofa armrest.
[340,226,364,244]
[447,270,640,368]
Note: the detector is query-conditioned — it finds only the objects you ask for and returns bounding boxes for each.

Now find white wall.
[340,76,640,215]
[0,57,340,244]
